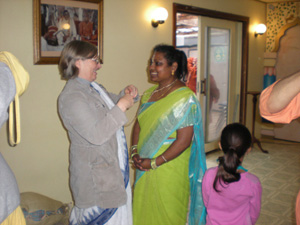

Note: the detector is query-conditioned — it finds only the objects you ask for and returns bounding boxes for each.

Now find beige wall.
[0,0,265,203]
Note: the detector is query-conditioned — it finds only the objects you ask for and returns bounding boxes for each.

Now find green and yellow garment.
[133,86,207,225]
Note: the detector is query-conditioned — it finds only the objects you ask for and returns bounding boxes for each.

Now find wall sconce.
[254,24,267,37]
[151,7,168,28]
[62,23,70,30]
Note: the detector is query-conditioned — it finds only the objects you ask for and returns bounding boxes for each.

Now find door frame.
[172,3,249,124]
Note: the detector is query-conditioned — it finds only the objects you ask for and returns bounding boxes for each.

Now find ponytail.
[213,123,252,192]
[223,147,241,178]
[213,149,241,192]
[174,49,188,81]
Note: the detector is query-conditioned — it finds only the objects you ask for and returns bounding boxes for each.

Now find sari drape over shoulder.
[133,86,206,225]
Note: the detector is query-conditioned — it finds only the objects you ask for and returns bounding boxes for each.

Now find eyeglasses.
[91,56,100,64]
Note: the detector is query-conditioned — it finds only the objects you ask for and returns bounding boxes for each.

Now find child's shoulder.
[244,172,261,186]
[206,166,218,173]
[203,167,218,186]
[204,167,218,178]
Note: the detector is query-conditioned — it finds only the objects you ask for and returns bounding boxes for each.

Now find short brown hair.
[58,40,98,80]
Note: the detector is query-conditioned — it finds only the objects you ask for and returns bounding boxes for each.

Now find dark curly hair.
[153,44,188,81]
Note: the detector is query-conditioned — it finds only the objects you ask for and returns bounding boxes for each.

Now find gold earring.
[171,71,174,76]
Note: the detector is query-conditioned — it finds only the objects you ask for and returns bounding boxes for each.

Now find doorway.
[173,4,249,152]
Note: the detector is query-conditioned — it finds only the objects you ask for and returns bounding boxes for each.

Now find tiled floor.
[205,137,300,225]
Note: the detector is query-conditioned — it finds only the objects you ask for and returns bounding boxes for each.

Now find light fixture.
[151,7,168,28]
[62,23,70,30]
[254,24,267,37]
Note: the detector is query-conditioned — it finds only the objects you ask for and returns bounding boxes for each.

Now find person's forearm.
[155,139,190,166]
[155,126,193,166]
[131,120,140,147]
[267,70,300,113]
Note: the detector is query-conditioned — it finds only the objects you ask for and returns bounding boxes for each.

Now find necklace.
[153,83,175,100]
[152,79,177,95]
[149,79,178,100]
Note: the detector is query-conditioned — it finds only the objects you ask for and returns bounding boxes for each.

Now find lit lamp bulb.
[62,23,70,30]
[255,24,266,37]
[152,7,168,28]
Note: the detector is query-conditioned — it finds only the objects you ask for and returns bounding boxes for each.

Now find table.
[247,91,268,153]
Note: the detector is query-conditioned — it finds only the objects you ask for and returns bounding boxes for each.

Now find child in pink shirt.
[202,123,262,225]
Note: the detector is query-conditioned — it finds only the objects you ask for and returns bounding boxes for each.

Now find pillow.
[20,192,71,225]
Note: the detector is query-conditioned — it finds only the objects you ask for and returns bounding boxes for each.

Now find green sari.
[133,86,206,225]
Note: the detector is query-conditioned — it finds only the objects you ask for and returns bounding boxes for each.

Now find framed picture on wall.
[33,0,103,64]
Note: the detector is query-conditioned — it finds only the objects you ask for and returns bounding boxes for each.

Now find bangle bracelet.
[150,158,158,170]
[161,155,167,162]
[131,152,138,159]
[130,145,137,151]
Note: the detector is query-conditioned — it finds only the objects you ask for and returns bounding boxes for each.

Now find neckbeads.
[149,79,177,100]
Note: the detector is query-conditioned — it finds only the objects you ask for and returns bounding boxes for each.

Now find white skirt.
[69,185,132,225]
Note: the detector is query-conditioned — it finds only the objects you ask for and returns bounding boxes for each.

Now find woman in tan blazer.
[58,40,138,225]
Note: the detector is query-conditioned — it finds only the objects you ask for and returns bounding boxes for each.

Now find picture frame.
[33,0,103,64]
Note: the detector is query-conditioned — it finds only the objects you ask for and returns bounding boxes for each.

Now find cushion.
[20,192,71,225]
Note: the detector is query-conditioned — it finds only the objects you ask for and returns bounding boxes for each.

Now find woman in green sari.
[131,44,207,225]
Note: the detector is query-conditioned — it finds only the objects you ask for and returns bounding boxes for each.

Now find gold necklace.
[152,79,177,94]
[149,79,177,100]
[153,83,175,100]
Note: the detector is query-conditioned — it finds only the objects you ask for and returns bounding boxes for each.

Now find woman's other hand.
[125,85,138,98]
[117,94,134,112]
[133,155,150,171]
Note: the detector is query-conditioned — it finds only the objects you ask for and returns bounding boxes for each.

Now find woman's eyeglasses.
[91,56,100,64]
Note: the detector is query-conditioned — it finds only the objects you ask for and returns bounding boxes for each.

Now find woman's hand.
[117,94,134,112]
[125,85,138,98]
[132,154,150,171]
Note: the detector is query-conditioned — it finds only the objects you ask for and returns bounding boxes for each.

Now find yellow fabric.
[133,87,204,225]
[0,206,26,225]
[133,143,191,225]
[0,51,29,146]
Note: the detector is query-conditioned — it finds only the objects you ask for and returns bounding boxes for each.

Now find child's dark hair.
[153,44,188,81]
[213,123,252,192]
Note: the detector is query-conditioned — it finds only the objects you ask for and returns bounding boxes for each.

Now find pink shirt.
[260,81,300,123]
[297,191,300,225]
[202,167,262,225]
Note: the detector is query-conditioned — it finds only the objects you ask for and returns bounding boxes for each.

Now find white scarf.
[90,81,128,177]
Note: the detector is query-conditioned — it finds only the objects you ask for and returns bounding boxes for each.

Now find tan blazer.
[58,78,128,209]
